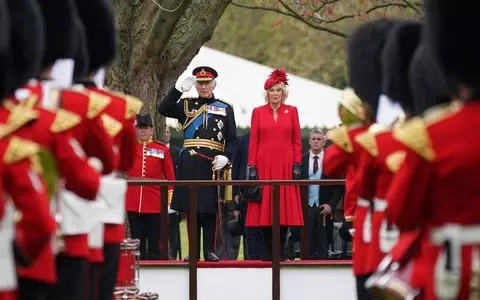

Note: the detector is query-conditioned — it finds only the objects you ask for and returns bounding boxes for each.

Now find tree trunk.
[106,0,230,140]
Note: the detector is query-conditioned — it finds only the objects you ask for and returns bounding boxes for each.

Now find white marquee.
[166,47,342,129]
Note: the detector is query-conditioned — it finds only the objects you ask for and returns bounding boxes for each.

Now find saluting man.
[126,114,175,260]
[158,66,238,262]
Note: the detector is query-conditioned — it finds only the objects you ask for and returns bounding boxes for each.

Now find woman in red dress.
[246,69,303,260]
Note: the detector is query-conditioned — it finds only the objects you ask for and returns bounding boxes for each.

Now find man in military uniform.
[126,113,175,260]
[323,20,396,300]
[158,66,238,262]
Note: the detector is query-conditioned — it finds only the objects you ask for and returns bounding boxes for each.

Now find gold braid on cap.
[339,88,371,122]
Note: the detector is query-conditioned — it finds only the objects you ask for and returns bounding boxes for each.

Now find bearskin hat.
[36,0,77,69]
[381,21,422,115]
[409,43,450,115]
[72,18,89,79]
[347,19,396,117]
[0,1,10,99]
[74,0,117,73]
[6,0,44,94]
[423,0,480,91]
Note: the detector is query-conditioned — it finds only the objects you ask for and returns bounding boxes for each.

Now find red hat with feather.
[264,68,289,90]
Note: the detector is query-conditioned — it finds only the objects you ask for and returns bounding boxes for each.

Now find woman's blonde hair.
[264,82,289,103]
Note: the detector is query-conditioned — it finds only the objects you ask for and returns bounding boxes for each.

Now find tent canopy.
[166,47,342,129]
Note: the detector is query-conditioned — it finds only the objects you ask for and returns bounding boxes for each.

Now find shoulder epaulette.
[423,101,462,125]
[326,125,353,153]
[385,150,406,173]
[0,106,38,138]
[50,109,82,133]
[179,95,197,100]
[216,98,233,107]
[3,136,40,164]
[392,117,435,161]
[101,113,123,137]
[87,92,111,119]
[355,131,378,157]
[103,88,143,120]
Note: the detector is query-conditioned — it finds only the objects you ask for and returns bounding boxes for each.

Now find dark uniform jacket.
[158,88,238,214]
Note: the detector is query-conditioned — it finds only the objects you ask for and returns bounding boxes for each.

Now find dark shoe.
[204,252,220,262]
[183,255,190,262]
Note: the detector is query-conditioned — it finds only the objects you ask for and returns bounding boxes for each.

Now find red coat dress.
[126,140,175,214]
[245,103,303,227]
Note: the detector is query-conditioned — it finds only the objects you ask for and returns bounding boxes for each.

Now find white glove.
[175,76,196,93]
[212,155,229,171]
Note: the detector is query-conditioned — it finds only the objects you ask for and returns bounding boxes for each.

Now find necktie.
[313,155,319,175]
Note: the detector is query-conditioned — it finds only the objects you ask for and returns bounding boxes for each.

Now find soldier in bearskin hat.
[322,19,397,300]
[73,0,144,298]
[384,1,480,299]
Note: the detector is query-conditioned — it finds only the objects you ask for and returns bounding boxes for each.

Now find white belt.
[357,198,371,207]
[431,224,480,245]
[373,198,388,212]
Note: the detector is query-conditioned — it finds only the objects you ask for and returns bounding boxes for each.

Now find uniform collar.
[138,137,153,145]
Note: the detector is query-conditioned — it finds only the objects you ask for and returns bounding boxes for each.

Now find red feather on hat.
[264,68,289,90]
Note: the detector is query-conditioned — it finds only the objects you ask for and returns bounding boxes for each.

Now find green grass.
[178,220,244,260]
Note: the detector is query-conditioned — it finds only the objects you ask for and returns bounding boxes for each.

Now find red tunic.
[356,126,410,272]
[0,135,56,268]
[126,140,175,213]
[323,123,370,276]
[83,85,142,245]
[245,104,303,226]
[0,100,100,283]
[386,101,479,300]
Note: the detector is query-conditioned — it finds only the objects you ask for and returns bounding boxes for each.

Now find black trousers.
[127,212,161,260]
[187,212,217,259]
[98,243,121,300]
[356,273,374,300]
[244,226,266,260]
[307,205,330,259]
[215,204,241,260]
[262,226,288,260]
[168,212,181,260]
[88,262,102,300]
[18,278,53,300]
[53,255,88,300]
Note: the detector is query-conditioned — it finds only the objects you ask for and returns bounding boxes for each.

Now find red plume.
[264,68,289,90]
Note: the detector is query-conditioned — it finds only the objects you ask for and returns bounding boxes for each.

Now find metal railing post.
[160,186,169,260]
[188,186,198,300]
[272,184,281,300]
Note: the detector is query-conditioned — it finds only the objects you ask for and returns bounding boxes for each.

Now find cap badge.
[200,69,206,76]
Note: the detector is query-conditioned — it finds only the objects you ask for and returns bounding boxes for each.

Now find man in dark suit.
[231,131,266,260]
[164,126,182,259]
[299,129,342,259]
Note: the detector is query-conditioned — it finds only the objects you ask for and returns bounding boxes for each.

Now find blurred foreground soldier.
[126,114,175,260]
[73,0,143,298]
[353,21,425,300]
[0,0,8,99]
[0,3,56,298]
[3,1,104,299]
[323,19,396,300]
[158,66,238,262]
[384,1,480,299]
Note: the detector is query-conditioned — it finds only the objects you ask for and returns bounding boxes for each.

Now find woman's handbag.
[240,166,262,203]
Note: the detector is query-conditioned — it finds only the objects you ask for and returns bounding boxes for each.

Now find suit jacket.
[232,132,249,196]
[300,151,342,209]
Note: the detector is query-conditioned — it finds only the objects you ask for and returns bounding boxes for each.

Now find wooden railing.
[127,179,347,300]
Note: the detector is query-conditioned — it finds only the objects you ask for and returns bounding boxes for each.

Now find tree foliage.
[231,0,422,37]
